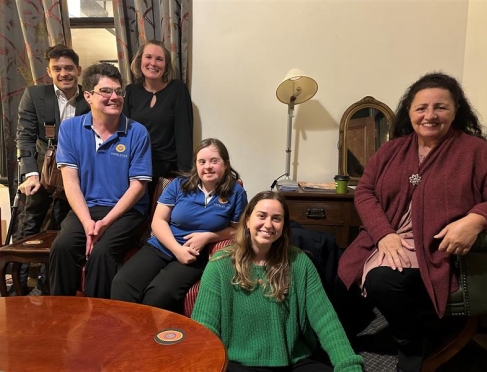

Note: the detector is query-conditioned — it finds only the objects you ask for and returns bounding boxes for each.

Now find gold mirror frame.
[338,96,395,185]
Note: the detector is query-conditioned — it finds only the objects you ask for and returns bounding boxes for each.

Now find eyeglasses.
[90,87,126,98]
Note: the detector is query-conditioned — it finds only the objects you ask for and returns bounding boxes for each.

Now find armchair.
[445,231,487,317]
[423,231,487,370]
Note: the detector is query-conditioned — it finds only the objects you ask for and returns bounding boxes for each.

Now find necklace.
[418,144,432,160]
[409,148,427,186]
[254,265,267,286]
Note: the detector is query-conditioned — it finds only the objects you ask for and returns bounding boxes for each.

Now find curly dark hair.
[82,63,122,92]
[180,138,240,200]
[391,72,485,139]
[130,40,176,85]
[44,44,80,66]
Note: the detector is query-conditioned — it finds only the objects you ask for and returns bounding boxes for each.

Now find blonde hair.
[130,40,176,84]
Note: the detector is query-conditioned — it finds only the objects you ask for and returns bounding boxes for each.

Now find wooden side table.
[280,189,361,248]
[0,230,58,296]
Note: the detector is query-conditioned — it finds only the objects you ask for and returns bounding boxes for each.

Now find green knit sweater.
[191,246,364,371]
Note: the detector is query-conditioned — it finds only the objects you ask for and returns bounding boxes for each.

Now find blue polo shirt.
[56,112,152,215]
[147,177,248,257]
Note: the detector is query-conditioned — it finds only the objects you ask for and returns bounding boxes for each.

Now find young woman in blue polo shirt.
[111,138,247,311]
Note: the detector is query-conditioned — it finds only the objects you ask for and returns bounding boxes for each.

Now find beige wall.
[192,0,479,199]
[464,0,487,125]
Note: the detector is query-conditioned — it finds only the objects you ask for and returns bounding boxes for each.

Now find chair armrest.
[446,231,487,316]
[471,231,487,252]
[183,238,234,317]
[208,239,234,256]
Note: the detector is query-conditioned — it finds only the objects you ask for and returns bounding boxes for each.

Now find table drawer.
[281,190,360,248]
[287,200,344,226]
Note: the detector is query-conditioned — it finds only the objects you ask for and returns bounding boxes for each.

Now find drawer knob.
[306,208,326,219]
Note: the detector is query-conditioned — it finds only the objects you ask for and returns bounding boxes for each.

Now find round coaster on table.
[23,239,43,246]
[154,329,185,345]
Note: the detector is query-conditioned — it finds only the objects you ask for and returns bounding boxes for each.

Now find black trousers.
[364,267,433,372]
[49,206,145,298]
[227,358,333,372]
[14,187,70,240]
[332,277,376,341]
[111,243,208,313]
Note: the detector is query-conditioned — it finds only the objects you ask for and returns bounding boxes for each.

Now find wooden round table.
[0,296,227,371]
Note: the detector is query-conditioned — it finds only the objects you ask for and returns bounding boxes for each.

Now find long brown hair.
[180,138,240,200]
[223,191,291,302]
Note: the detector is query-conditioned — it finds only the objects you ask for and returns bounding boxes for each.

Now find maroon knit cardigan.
[338,128,487,317]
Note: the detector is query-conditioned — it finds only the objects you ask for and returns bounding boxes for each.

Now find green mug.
[334,175,351,194]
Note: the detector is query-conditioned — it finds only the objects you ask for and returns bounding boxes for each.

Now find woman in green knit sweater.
[192,191,364,372]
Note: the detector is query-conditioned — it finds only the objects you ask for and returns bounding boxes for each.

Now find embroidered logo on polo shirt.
[116,144,126,153]
[218,197,228,204]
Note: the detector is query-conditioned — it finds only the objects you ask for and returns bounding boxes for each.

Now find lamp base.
[277,178,299,191]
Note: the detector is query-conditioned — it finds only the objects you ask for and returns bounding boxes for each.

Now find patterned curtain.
[0,1,70,199]
[113,0,191,84]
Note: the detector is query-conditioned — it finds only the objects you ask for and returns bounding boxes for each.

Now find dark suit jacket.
[16,84,90,175]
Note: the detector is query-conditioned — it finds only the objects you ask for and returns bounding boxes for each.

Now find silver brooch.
[409,174,421,186]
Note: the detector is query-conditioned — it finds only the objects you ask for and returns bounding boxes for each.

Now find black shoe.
[27,287,42,296]
[397,353,422,372]
[36,275,50,295]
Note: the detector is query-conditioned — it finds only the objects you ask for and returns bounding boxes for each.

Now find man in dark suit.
[15,44,90,293]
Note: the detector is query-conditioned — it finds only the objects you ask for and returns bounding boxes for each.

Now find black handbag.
[39,94,64,198]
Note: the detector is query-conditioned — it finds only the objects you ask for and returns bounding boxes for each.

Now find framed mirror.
[338,96,395,185]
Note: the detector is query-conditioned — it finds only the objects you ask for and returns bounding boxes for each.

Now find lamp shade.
[276,68,318,105]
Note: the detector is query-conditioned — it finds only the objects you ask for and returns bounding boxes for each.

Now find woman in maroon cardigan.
[337,72,487,372]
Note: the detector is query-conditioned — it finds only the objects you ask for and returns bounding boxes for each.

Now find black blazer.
[16,84,90,175]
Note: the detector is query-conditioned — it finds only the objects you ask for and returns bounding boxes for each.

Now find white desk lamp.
[273,68,318,190]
